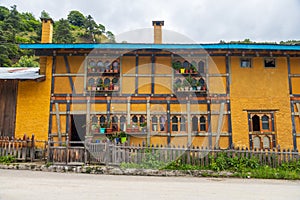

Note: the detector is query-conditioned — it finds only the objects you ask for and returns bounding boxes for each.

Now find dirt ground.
[0,169,299,200]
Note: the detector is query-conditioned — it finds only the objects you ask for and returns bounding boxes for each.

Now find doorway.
[70,115,86,146]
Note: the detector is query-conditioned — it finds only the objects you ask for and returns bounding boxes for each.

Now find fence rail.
[0,134,46,161]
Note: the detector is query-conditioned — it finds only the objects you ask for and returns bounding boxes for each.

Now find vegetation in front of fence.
[120,151,300,180]
[0,155,16,164]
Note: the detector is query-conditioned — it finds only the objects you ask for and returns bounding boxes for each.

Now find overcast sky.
[1,0,300,43]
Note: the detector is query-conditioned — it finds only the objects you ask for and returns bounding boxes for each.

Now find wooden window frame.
[264,58,276,68]
[240,58,252,68]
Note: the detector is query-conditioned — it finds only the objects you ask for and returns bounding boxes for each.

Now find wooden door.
[0,80,18,137]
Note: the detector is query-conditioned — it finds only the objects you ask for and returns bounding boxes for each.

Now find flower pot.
[121,137,127,143]
[100,128,106,134]
[197,86,201,91]
[106,128,113,134]
[180,68,185,74]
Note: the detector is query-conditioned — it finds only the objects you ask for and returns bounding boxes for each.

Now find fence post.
[47,140,51,163]
[30,134,35,162]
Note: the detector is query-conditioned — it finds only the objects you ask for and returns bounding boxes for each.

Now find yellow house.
[3,18,300,150]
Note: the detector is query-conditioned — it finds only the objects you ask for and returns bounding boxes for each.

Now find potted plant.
[106,119,113,134]
[140,122,147,133]
[172,61,181,74]
[126,124,133,132]
[173,82,182,92]
[119,131,127,143]
[91,84,96,91]
[190,64,197,74]
[100,124,106,134]
[196,81,201,91]
[114,84,119,91]
[91,124,100,133]
[182,79,190,91]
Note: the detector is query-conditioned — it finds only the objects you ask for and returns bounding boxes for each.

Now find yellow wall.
[230,56,293,149]
[15,57,52,141]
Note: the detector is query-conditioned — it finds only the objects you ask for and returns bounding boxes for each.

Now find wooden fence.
[2,137,300,168]
[0,134,47,162]
[85,143,300,168]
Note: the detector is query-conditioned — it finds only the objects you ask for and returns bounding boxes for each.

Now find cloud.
[1,0,299,43]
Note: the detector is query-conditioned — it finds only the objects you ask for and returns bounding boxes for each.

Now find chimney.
[39,17,53,75]
[152,21,164,44]
[40,17,53,43]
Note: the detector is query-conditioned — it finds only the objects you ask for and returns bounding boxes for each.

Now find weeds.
[120,151,300,180]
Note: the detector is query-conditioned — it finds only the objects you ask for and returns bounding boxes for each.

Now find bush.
[0,155,16,164]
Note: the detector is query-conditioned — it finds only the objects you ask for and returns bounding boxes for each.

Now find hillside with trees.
[0,5,115,67]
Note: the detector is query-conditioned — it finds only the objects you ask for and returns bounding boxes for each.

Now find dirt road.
[0,169,299,200]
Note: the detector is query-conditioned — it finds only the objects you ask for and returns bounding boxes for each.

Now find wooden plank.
[215,102,225,149]
[55,103,62,144]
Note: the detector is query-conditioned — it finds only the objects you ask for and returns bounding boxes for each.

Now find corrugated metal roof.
[19,43,300,51]
[0,68,45,81]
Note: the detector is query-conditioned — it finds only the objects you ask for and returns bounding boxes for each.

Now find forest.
[0,5,115,67]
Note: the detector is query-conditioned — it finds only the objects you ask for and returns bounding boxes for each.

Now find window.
[99,115,106,127]
[252,115,260,131]
[248,112,276,149]
[91,115,98,124]
[240,58,251,68]
[183,61,190,70]
[112,116,118,131]
[264,58,276,68]
[261,115,270,130]
[88,78,95,86]
[249,113,273,132]
[180,116,186,131]
[159,116,166,131]
[104,78,110,85]
[172,116,178,132]
[200,116,206,131]
[120,116,126,131]
[152,116,158,131]
[132,115,138,124]
[192,116,198,132]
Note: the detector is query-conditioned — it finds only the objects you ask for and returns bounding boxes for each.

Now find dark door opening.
[252,115,260,131]
[70,115,86,146]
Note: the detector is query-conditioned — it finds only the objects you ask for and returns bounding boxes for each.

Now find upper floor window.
[240,58,251,68]
[264,58,276,68]
[249,113,273,132]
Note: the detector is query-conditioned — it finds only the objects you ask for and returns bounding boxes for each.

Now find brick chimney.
[152,21,164,44]
[40,17,53,43]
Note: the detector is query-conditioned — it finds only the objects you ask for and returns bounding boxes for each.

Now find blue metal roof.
[19,43,300,51]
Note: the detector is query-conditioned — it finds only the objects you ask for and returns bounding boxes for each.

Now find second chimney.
[152,21,164,44]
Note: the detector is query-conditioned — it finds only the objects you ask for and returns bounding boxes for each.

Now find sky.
[1,0,300,43]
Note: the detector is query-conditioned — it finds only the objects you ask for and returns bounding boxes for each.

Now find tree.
[40,10,50,19]
[84,15,97,42]
[3,5,20,43]
[13,55,39,68]
[53,18,75,43]
[0,6,9,21]
[67,10,86,27]
[106,31,116,43]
